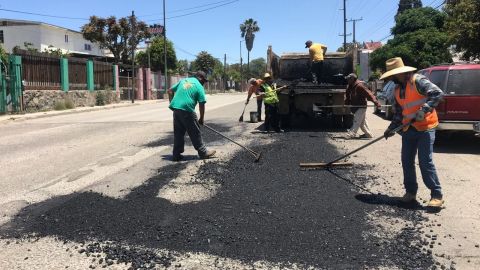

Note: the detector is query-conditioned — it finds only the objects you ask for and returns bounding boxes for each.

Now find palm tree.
[240,18,260,75]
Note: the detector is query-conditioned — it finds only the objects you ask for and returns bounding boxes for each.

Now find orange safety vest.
[394,74,438,132]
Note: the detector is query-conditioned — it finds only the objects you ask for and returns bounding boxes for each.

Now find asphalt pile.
[0,128,440,269]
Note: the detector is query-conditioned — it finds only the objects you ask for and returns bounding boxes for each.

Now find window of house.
[84,44,92,51]
[65,34,69,43]
[0,30,4,44]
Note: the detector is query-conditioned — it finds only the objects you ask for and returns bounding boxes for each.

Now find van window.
[428,70,447,90]
[446,69,480,95]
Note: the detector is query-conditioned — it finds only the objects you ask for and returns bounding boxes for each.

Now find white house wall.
[0,23,105,56]
[0,25,42,53]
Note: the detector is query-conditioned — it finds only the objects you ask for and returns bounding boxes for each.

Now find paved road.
[0,93,479,269]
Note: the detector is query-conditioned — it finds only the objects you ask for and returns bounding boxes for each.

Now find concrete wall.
[23,90,119,112]
[0,25,42,53]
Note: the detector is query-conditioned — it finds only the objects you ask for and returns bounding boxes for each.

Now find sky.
[0,0,445,64]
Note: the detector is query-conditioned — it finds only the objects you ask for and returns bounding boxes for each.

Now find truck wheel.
[343,114,354,129]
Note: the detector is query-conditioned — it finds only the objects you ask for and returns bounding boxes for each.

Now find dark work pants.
[401,128,442,199]
[311,61,324,84]
[264,103,280,131]
[257,99,263,121]
[173,109,208,157]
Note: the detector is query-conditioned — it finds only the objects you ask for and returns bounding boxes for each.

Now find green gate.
[9,55,23,112]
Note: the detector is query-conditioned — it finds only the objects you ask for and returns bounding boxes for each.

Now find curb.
[0,100,167,124]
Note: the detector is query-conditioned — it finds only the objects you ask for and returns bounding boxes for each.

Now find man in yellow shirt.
[305,40,327,84]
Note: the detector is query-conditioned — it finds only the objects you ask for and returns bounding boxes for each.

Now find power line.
[0,8,89,20]
[138,0,234,18]
[146,0,238,22]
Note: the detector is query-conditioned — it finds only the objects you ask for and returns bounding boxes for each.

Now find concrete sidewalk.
[0,99,166,124]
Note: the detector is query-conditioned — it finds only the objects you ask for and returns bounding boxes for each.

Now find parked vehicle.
[266,45,356,128]
[374,80,395,120]
[418,63,480,136]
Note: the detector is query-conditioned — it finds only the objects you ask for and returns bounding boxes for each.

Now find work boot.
[427,197,444,208]
[200,150,216,159]
[400,192,417,203]
[275,129,285,133]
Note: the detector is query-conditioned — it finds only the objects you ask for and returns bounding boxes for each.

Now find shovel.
[300,121,411,169]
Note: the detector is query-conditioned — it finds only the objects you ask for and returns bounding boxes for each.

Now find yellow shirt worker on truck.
[305,40,327,84]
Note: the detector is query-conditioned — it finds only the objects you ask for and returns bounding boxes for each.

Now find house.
[358,41,383,81]
[0,18,106,57]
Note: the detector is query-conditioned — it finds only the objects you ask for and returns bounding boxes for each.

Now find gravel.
[0,127,436,269]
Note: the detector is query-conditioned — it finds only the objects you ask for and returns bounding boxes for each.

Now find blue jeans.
[401,128,442,198]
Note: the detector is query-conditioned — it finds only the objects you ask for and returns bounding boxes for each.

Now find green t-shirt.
[169,77,207,112]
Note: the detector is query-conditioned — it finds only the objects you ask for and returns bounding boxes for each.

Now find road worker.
[168,71,216,161]
[381,57,444,208]
[305,40,327,84]
[344,73,381,139]
[246,78,264,122]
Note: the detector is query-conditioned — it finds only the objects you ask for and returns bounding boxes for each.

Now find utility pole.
[131,10,136,104]
[163,0,168,99]
[240,40,243,91]
[343,0,347,52]
[223,53,227,91]
[347,17,363,43]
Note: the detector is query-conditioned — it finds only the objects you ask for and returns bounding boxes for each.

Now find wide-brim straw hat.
[379,57,417,80]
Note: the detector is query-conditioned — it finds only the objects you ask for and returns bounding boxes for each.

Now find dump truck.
[266,45,357,128]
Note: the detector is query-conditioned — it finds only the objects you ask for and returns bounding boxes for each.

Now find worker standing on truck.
[305,40,327,84]
[344,73,381,139]
[260,73,283,133]
[168,71,216,161]
[381,57,444,208]
[246,78,264,122]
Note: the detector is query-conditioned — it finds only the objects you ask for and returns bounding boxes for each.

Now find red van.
[418,64,480,136]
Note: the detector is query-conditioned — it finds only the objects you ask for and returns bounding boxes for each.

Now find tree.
[240,18,260,72]
[444,0,480,60]
[191,51,218,76]
[337,42,361,52]
[81,15,150,64]
[396,0,422,18]
[136,37,177,73]
[247,57,266,79]
[176,59,189,75]
[370,7,451,71]
[0,44,7,65]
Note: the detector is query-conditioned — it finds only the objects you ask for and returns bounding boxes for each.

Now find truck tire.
[343,114,354,129]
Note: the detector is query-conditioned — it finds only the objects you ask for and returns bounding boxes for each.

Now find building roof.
[0,18,81,34]
[363,41,382,51]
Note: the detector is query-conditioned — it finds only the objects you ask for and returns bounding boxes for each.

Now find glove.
[415,110,425,122]
[384,128,395,140]
[198,118,204,125]
[374,102,381,108]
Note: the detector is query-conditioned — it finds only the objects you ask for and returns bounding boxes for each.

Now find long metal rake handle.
[203,124,260,158]
[325,122,410,167]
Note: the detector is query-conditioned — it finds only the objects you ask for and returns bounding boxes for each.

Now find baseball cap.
[305,40,313,48]
[195,71,209,82]
[345,73,357,80]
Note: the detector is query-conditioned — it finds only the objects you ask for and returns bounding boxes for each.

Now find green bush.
[54,100,66,110]
[96,91,106,106]
[65,98,75,109]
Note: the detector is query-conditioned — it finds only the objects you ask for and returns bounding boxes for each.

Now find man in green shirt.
[168,71,216,161]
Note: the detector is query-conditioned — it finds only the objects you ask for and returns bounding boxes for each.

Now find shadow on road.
[355,194,426,211]
[434,132,480,154]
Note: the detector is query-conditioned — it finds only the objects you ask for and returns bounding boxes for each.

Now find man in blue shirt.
[168,71,216,161]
